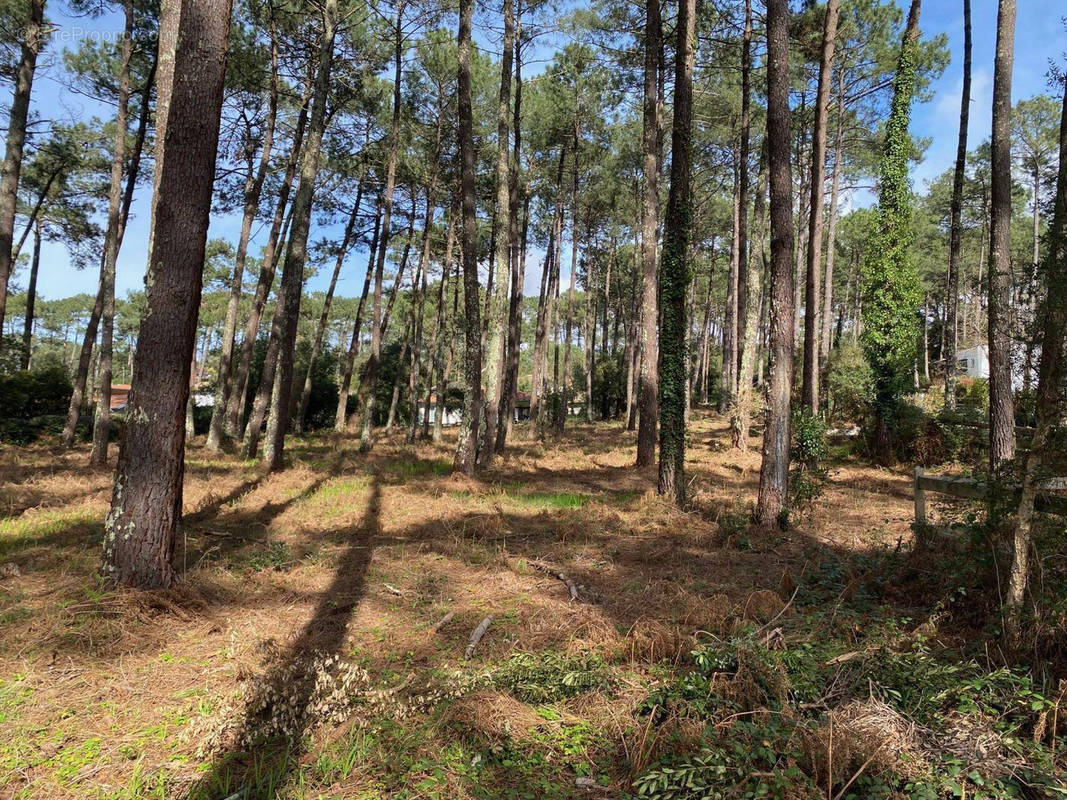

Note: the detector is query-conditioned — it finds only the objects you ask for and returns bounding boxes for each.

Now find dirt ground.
[0,411,936,799]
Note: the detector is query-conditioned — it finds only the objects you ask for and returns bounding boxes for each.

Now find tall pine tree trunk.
[62,51,155,449]
[636,0,662,467]
[335,196,381,432]
[89,0,134,466]
[657,0,695,503]
[453,0,482,475]
[262,0,337,470]
[358,199,415,439]
[800,0,840,412]
[425,196,456,440]
[407,213,430,444]
[479,0,514,463]
[207,18,279,450]
[1006,84,1067,627]
[988,0,1016,467]
[529,150,566,435]
[103,0,232,588]
[498,26,526,449]
[734,0,753,409]
[819,68,846,372]
[721,163,740,413]
[756,0,795,525]
[227,80,312,437]
[295,179,362,433]
[360,3,406,453]
[557,134,580,436]
[19,219,41,368]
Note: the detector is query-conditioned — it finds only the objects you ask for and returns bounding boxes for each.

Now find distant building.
[109,384,131,412]
[956,345,989,380]
[514,391,531,422]
[418,391,462,427]
[951,343,1027,390]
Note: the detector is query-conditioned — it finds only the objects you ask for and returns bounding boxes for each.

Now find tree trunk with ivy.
[657,0,695,504]
[860,0,923,464]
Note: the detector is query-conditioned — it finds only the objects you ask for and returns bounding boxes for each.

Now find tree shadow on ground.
[184,474,380,800]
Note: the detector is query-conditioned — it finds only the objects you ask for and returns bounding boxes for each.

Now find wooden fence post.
[914,466,926,528]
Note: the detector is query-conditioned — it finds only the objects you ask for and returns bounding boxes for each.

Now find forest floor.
[0,411,1062,799]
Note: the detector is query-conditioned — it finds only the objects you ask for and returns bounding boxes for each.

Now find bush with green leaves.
[0,366,72,419]
[789,409,830,515]
[491,651,612,704]
[0,366,74,443]
[633,718,815,800]
[825,340,874,422]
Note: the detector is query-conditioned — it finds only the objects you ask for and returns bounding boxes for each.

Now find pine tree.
[103,0,233,588]
[656,0,695,503]
[756,0,795,525]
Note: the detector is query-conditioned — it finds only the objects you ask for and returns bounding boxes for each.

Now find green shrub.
[633,718,816,800]
[0,418,35,445]
[955,376,988,412]
[789,409,830,516]
[825,340,874,423]
[491,651,611,704]
[0,366,72,419]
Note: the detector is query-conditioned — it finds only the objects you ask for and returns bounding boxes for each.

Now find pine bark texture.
[944,0,971,412]
[103,0,233,588]
[636,0,662,468]
[987,0,1017,468]
[453,0,482,475]
[756,0,795,526]
[262,0,337,470]
[800,0,840,412]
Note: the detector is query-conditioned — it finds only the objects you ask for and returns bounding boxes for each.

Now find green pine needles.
[861,21,923,428]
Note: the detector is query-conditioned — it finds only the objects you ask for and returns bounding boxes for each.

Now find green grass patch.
[389,458,452,478]
[508,491,588,510]
[0,509,100,558]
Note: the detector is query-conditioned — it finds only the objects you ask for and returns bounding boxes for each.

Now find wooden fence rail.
[914,467,1067,526]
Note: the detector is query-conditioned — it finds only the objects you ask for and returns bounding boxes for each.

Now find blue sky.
[14,0,1067,308]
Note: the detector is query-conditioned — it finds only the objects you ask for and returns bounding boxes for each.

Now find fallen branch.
[464,616,493,659]
[431,610,455,632]
[530,560,580,601]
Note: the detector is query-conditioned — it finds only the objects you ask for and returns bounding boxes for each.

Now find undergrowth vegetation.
[1,416,1065,798]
